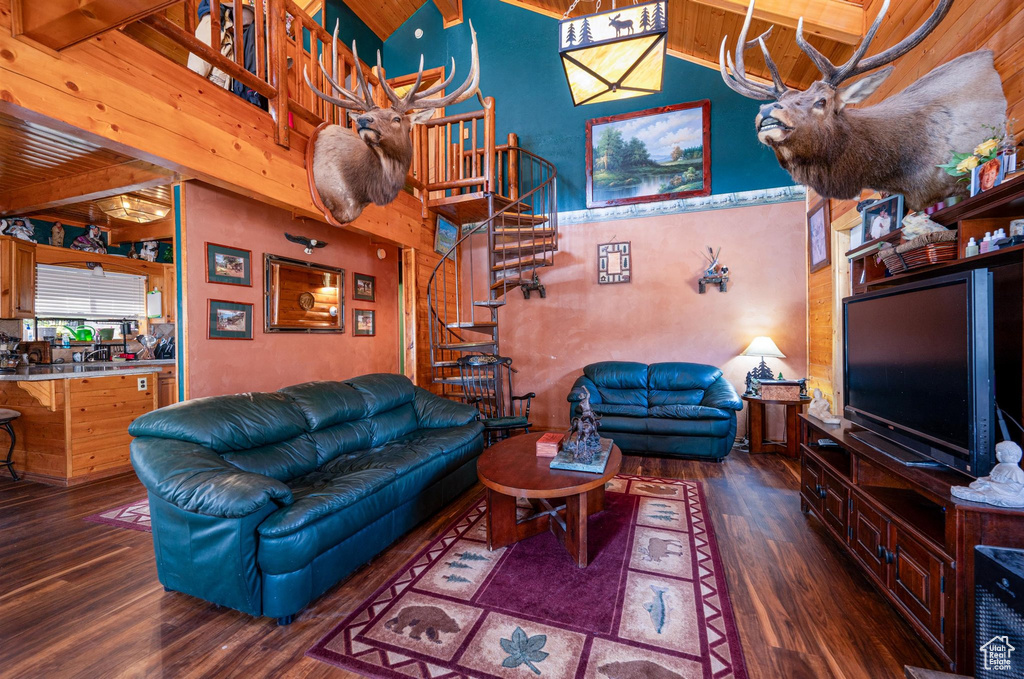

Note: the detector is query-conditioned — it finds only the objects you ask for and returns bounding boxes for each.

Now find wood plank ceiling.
[0,111,175,231]
[345,0,871,89]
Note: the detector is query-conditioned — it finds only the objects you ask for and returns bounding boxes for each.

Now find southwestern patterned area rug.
[84,499,151,533]
[309,475,747,679]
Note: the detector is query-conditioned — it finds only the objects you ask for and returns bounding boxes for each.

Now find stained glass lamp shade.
[95,194,169,224]
[559,1,668,106]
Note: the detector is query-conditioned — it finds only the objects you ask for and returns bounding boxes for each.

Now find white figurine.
[1,218,36,242]
[807,388,840,425]
[951,441,1024,507]
[139,240,159,262]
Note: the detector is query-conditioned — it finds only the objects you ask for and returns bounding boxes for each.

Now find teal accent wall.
[384,0,793,212]
[326,1,382,64]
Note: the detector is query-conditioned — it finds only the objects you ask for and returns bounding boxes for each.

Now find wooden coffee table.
[477,432,622,568]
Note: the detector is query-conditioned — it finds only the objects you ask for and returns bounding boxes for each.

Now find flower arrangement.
[939,121,1017,180]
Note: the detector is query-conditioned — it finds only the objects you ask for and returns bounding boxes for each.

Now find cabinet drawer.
[821,467,849,538]
[891,524,947,644]
[851,496,889,584]
[800,453,823,513]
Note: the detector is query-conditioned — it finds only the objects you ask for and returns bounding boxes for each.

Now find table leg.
[785,403,801,458]
[561,491,589,568]
[486,489,519,551]
[586,484,606,515]
[748,400,766,454]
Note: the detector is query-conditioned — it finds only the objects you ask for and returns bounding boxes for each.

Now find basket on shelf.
[877,230,958,275]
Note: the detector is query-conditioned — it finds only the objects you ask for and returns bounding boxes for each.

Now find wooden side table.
[742,394,811,458]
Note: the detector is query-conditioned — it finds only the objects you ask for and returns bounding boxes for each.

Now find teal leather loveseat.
[569,361,742,460]
[129,374,483,624]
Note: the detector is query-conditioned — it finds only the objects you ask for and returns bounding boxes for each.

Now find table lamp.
[741,336,785,395]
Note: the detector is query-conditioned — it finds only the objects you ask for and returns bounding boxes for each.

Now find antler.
[797,0,954,87]
[719,1,787,101]
[375,21,481,113]
[304,21,376,112]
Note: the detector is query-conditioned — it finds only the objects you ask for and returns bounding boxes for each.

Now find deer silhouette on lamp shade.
[719,0,1007,211]
[305,22,481,226]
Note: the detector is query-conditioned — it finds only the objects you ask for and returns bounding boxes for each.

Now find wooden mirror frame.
[264,254,345,333]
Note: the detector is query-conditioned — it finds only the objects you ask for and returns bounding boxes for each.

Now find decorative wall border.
[557,185,806,225]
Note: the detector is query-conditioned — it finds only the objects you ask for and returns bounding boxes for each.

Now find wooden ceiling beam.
[106,220,175,246]
[0,161,173,217]
[685,0,864,45]
[11,0,181,52]
[433,0,464,28]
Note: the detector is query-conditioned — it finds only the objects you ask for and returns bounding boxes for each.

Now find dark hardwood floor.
[0,449,942,678]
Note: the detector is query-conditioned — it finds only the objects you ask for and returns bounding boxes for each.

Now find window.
[35,264,147,320]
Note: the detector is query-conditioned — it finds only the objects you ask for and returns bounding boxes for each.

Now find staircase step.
[493,227,556,238]
[431,360,460,368]
[433,376,466,386]
[492,256,548,272]
[437,340,497,351]
[473,300,507,308]
[446,321,498,331]
[493,237,556,253]
[493,212,549,227]
[490,278,523,291]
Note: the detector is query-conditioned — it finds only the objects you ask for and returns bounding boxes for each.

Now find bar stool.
[0,408,20,481]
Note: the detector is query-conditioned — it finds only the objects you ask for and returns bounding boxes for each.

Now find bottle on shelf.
[965,237,979,257]
[980,232,993,254]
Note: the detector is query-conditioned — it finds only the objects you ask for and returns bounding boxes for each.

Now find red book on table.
[535,432,564,457]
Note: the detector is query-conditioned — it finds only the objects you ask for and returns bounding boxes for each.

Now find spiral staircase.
[419,103,558,397]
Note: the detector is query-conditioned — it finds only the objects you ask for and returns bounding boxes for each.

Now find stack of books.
[535,432,564,457]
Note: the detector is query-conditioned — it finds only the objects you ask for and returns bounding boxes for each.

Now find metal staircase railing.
[425,144,557,397]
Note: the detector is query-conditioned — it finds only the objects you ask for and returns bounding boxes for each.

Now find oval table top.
[477,432,622,499]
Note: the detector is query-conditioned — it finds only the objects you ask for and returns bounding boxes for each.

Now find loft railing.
[414,98,496,203]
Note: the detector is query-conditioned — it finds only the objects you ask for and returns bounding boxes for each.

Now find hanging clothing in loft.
[188,1,268,110]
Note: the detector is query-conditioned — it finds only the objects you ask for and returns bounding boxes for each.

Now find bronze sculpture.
[565,387,602,464]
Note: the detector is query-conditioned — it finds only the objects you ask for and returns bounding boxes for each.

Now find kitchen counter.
[0,359,175,381]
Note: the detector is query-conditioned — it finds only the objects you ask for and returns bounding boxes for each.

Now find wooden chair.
[0,408,20,481]
[456,355,534,446]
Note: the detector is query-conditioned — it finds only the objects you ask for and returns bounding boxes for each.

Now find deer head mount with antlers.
[720,0,1007,210]
[305,22,480,225]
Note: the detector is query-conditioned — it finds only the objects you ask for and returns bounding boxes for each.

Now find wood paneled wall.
[409,215,458,395]
[808,0,1024,408]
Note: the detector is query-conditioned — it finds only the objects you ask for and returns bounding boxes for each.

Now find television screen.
[843,270,993,475]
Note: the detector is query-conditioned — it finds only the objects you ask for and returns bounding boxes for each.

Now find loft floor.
[0,449,941,678]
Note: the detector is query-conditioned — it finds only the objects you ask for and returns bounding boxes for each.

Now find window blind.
[35,264,147,320]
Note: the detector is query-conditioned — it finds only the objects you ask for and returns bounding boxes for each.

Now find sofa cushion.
[307,420,374,466]
[367,403,419,446]
[346,374,415,416]
[592,403,648,417]
[279,381,368,431]
[648,405,733,420]
[594,415,648,435]
[583,362,649,407]
[648,363,723,407]
[647,416,734,438]
[220,435,320,481]
[128,392,308,453]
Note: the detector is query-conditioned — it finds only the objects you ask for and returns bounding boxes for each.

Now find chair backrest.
[457,355,514,420]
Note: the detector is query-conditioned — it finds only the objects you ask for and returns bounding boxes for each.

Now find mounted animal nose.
[759,102,781,118]
[356,116,373,128]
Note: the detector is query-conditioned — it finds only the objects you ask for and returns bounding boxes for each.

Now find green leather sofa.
[568,361,742,460]
[129,374,483,624]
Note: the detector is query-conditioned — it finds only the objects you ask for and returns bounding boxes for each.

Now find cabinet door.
[890,524,947,644]
[800,453,824,514]
[12,240,35,319]
[821,467,849,538]
[851,496,889,585]
[164,265,176,324]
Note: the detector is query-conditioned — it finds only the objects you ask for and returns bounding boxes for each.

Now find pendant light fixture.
[559,0,668,106]
[95,193,170,224]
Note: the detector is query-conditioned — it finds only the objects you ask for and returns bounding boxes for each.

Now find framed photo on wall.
[206,243,252,286]
[586,100,711,209]
[353,309,376,336]
[353,273,376,302]
[208,299,253,340]
[434,217,459,255]
[598,241,631,284]
[807,199,831,274]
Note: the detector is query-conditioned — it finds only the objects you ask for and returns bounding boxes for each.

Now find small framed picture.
[206,243,252,286]
[849,224,864,250]
[208,300,253,340]
[861,194,904,242]
[971,157,1005,196]
[353,273,376,302]
[807,199,831,273]
[434,217,459,255]
[597,241,631,284]
[353,309,375,336]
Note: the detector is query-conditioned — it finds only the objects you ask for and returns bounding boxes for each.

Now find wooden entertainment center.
[805,173,1024,673]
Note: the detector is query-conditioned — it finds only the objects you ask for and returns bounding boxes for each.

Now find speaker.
[976,545,1024,677]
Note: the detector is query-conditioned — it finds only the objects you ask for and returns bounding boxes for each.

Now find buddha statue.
[951,441,1024,508]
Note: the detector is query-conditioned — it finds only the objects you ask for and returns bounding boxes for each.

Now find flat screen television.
[843,269,994,477]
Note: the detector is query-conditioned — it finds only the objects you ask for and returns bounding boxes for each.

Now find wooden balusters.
[267,0,289,146]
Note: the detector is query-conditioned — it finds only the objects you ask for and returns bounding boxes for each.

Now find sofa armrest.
[130,437,293,519]
[568,376,602,404]
[701,376,743,411]
[413,386,479,427]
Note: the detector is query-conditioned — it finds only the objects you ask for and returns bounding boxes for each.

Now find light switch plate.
[138,377,148,391]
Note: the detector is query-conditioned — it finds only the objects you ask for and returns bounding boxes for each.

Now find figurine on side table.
[564,387,602,464]
[951,441,1024,508]
[807,388,840,425]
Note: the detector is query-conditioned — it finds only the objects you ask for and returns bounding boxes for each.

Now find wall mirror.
[265,254,344,333]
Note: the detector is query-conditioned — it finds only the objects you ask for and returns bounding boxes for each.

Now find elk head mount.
[720,0,1007,210]
[305,23,481,226]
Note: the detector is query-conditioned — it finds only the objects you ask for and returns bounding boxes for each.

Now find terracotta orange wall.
[481,201,808,434]
[183,182,400,398]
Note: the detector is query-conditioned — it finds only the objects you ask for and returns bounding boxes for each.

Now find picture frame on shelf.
[208,299,253,340]
[807,199,831,273]
[353,273,376,302]
[971,157,1005,196]
[586,100,711,209]
[434,217,459,255]
[597,241,631,284]
[861,194,904,242]
[206,243,252,286]
[353,309,376,336]
[849,223,864,250]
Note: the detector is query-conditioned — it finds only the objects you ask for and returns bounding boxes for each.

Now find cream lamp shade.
[741,336,785,359]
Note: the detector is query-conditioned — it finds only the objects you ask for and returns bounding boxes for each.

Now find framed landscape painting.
[208,299,253,340]
[206,243,251,286]
[586,100,711,208]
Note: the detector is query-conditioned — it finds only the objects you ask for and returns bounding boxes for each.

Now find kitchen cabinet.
[157,365,177,407]
[0,236,36,319]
